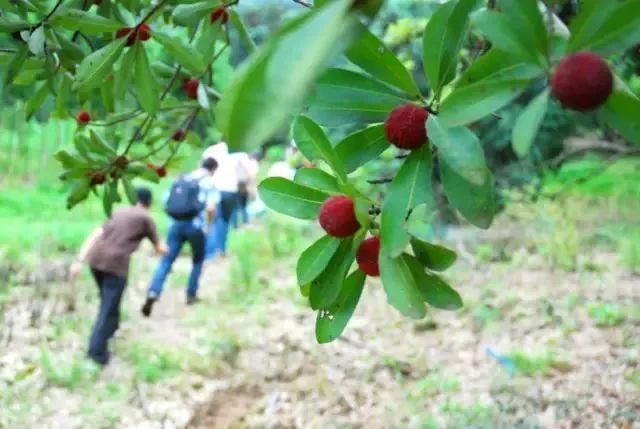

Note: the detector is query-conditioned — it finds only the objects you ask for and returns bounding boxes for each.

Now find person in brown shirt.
[70,188,166,365]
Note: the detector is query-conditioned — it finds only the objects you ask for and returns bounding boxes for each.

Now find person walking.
[142,157,219,316]
[230,151,261,227]
[69,188,166,365]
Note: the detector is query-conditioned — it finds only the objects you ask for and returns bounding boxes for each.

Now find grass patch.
[123,342,182,383]
[39,349,101,390]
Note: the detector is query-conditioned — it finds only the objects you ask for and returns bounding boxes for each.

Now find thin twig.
[71,0,90,42]
[40,0,65,26]
[367,178,393,184]
[292,0,312,7]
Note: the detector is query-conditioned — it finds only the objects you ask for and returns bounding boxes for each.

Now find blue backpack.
[165,175,204,220]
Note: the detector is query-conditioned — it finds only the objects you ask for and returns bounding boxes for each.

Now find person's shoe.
[186,295,201,306]
[141,296,157,317]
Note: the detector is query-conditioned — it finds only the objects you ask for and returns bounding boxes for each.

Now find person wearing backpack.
[141,157,219,316]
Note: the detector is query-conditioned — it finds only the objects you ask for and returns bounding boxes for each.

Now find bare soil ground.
[1,223,639,429]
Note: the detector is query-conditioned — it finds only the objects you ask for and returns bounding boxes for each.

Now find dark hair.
[201,157,218,172]
[136,187,152,206]
[250,151,264,161]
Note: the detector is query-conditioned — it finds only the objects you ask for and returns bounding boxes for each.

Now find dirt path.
[1,229,639,428]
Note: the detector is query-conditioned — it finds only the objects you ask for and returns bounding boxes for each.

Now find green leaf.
[102,181,115,216]
[55,150,87,169]
[410,239,457,271]
[310,237,355,310]
[427,116,489,186]
[599,87,640,145]
[89,130,118,156]
[335,124,389,173]
[101,74,115,113]
[217,0,360,151]
[0,16,30,33]
[294,167,341,194]
[405,203,437,242]
[153,30,206,75]
[51,8,123,34]
[471,8,546,67]
[440,156,495,229]
[405,255,462,310]
[439,62,542,126]
[498,0,549,60]
[229,10,256,54]
[196,21,223,66]
[307,68,411,126]
[114,43,137,100]
[455,49,540,88]
[512,89,549,158]
[134,46,160,114]
[172,1,222,27]
[74,38,126,91]
[568,0,640,56]
[347,23,420,97]
[380,146,433,257]
[293,115,347,182]
[315,269,366,343]
[122,176,137,205]
[258,177,329,220]
[297,235,341,285]
[67,179,91,210]
[4,45,29,85]
[379,253,426,319]
[24,81,48,120]
[422,0,479,98]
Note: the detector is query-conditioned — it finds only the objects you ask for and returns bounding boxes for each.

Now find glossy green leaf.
[294,167,341,194]
[405,203,437,242]
[74,38,126,91]
[89,130,118,156]
[347,23,420,97]
[153,30,206,75]
[512,89,549,158]
[293,115,346,182]
[440,156,495,229]
[310,237,356,310]
[122,176,137,205]
[379,253,426,319]
[498,0,549,60]
[218,0,359,151]
[0,16,30,33]
[422,0,479,98]
[24,81,48,120]
[380,146,433,257]
[55,149,87,169]
[439,62,542,126]
[134,46,160,114]
[172,1,222,27]
[335,124,389,173]
[405,255,462,310]
[297,235,341,285]
[427,116,489,186]
[4,45,28,85]
[114,43,137,100]
[258,177,329,220]
[410,238,457,271]
[66,179,91,210]
[471,8,545,67]
[195,21,223,66]
[568,0,640,56]
[307,68,411,126]
[599,87,640,145]
[316,269,366,343]
[229,10,256,54]
[51,8,123,34]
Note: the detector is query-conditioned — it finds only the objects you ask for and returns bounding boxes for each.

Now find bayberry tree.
[1,0,639,343]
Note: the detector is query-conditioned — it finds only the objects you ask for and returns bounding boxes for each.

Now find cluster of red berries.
[116,23,151,47]
[318,195,380,277]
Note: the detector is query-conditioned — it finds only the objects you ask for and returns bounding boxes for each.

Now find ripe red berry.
[113,155,128,170]
[156,166,167,178]
[318,195,360,238]
[210,7,229,24]
[182,78,200,100]
[384,103,429,150]
[172,129,186,141]
[356,236,380,277]
[137,23,151,42]
[116,27,136,46]
[89,171,105,186]
[551,51,613,112]
[76,111,91,125]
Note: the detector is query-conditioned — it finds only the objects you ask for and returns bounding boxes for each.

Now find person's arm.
[146,219,167,255]
[69,227,103,278]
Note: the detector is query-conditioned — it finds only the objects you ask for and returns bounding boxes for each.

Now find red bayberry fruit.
[113,155,128,169]
[384,103,429,150]
[356,236,380,277]
[182,78,200,99]
[76,111,91,124]
[116,27,137,46]
[551,51,613,112]
[318,195,360,238]
[137,23,151,42]
[89,171,105,186]
[210,7,229,24]
[156,166,167,178]
[172,129,186,141]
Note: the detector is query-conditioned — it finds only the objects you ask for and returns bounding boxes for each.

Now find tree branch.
[292,0,312,7]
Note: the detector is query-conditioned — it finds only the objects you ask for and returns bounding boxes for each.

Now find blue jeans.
[148,220,205,299]
[206,191,238,259]
[88,268,126,365]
